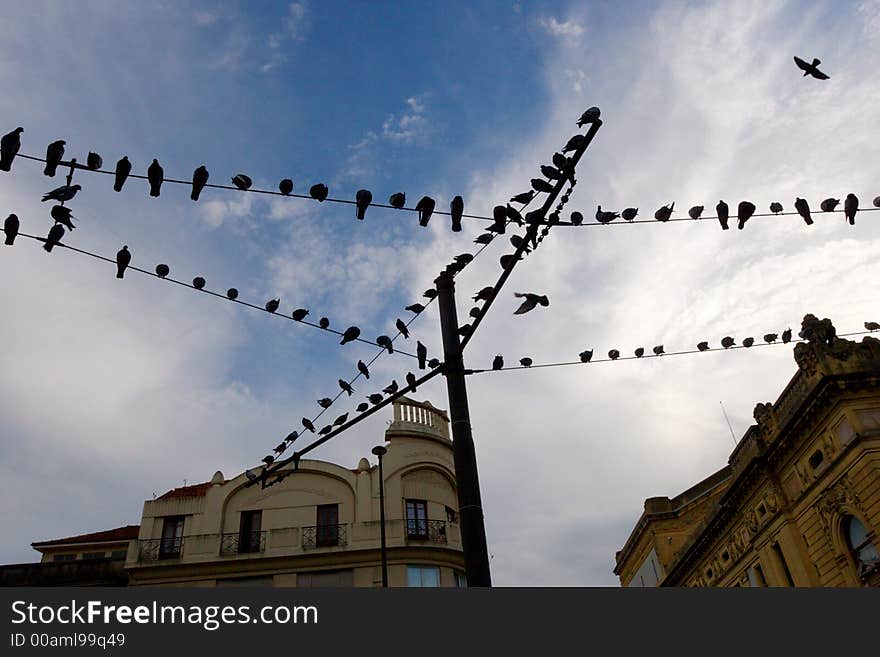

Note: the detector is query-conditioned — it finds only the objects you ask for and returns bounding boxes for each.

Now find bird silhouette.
[191,166,209,200]
[506,204,525,226]
[742,337,755,347]
[608,349,620,360]
[865,322,879,332]
[405,372,418,390]
[355,189,372,220]
[395,318,409,339]
[450,195,464,232]
[513,292,549,315]
[147,159,163,197]
[764,333,778,343]
[454,253,474,267]
[553,152,569,170]
[531,178,554,194]
[492,355,504,370]
[474,232,495,245]
[510,191,535,205]
[654,203,674,222]
[86,152,103,170]
[340,326,361,345]
[245,469,259,483]
[262,455,275,466]
[265,298,280,313]
[473,287,495,302]
[489,205,507,234]
[737,201,756,230]
[417,341,427,369]
[302,418,316,433]
[0,127,23,171]
[469,307,480,318]
[541,165,562,180]
[227,288,238,300]
[4,214,19,245]
[769,202,783,214]
[229,174,251,191]
[110,156,132,192]
[383,380,399,395]
[274,442,287,454]
[428,358,441,368]
[155,264,170,278]
[44,140,65,177]
[520,357,533,367]
[389,192,406,208]
[319,425,333,436]
[579,350,593,363]
[285,430,299,443]
[333,413,349,427]
[874,196,880,208]
[355,360,370,380]
[319,317,330,329]
[782,328,792,343]
[292,308,309,321]
[697,342,709,351]
[415,196,435,226]
[43,223,65,252]
[339,379,354,396]
[368,393,384,405]
[570,211,584,225]
[596,206,620,224]
[279,179,293,195]
[423,288,438,300]
[193,277,206,289]
[376,335,393,354]
[406,303,425,315]
[317,398,333,409]
[310,183,329,201]
[653,345,665,356]
[716,200,729,230]
[820,198,839,212]
[635,347,644,358]
[794,198,813,225]
[50,205,75,231]
[621,207,639,222]
[562,134,586,153]
[41,184,81,203]
[577,106,601,126]
[116,245,131,279]
[356,402,369,412]
[793,56,829,80]
[721,337,735,349]
[688,205,704,220]
[845,193,858,225]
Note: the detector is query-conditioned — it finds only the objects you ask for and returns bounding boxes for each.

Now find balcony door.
[239,510,262,553]
[406,500,428,539]
[160,516,184,558]
[316,504,339,547]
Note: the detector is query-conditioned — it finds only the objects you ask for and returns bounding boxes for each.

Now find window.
[843,515,880,575]
[772,542,794,586]
[81,552,105,560]
[808,450,824,469]
[160,516,184,558]
[110,550,128,560]
[316,504,339,547]
[239,510,263,553]
[52,554,76,562]
[454,571,467,588]
[406,500,428,539]
[407,566,440,587]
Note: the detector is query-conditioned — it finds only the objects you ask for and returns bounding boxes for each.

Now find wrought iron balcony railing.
[405,519,447,544]
[138,537,184,562]
[302,524,347,549]
[220,531,267,555]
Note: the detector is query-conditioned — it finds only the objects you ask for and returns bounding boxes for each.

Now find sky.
[1,0,879,586]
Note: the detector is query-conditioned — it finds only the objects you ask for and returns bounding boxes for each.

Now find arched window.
[843,515,879,576]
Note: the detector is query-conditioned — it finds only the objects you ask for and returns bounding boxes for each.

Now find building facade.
[615,315,880,587]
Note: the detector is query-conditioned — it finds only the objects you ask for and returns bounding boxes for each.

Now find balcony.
[138,537,184,562]
[220,531,267,556]
[302,524,347,550]
[405,519,448,545]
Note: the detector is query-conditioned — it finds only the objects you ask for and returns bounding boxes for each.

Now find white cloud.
[382,95,430,143]
[538,16,585,39]
[199,193,255,228]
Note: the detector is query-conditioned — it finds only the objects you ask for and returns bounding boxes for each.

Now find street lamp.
[371,445,389,588]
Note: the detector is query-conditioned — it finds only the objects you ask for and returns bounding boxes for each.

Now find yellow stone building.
[615,316,880,587]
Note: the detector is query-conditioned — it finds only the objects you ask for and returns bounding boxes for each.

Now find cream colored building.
[615,316,880,587]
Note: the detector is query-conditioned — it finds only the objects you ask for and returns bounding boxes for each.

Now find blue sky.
[1,0,880,585]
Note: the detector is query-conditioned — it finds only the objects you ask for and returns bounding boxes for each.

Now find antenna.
[719,401,738,445]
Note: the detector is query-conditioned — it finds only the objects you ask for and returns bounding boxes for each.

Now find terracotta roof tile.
[157,481,214,500]
[32,525,140,548]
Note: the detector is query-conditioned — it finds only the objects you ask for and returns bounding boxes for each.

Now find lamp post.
[371,445,389,588]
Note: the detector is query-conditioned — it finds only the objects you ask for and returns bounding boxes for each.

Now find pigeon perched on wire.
[274,442,287,455]
[227,288,238,300]
[513,292,549,315]
[742,337,755,347]
[608,349,620,360]
[43,223,65,252]
[635,347,644,358]
[415,196,435,226]
[50,205,75,230]
[317,398,333,409]
[340,326,361,345]
[356,402,369,412]
[697,342,709,351]
[116,246,131,279]
[406,303,425,314]
[376,335,393,354]
[492,355,504,370]
[474,232,495,245]
[292,308,309,321]
[793,56,830,80]
[245,469,259,483]
[417,341,427,369]
[191,166,209,200]
[302,418,316,433]
[193,277,206,289]
[820,198,839,212]
[357,360,370,379]
[794,198,813,225]
[338,379,354,396]
[688,205,704,220]
[428,358,441,368]
[86,152,103,170]
[319,317,330,329]
[570,211,584,226]
[0,127,23,171]
[519,357,533,368]
[368,393,384,405]
[653,345,665,356]
[383,380,399,395]
[395,318,409,338]
[562,134,586,153]
[406,372,417,390]
[147,159,164,197]
[578,350,592,363]
[769,202,783,214]
[621,207,638,222]
[450,195,464,232]
[262,455,275,466]
[4,214,19,245]
[541,165,562,180]
[531,178,554,194]
[510,190,535,205]
[333,413,349,427]
[865,322,880,332]
[874,196,880,208]
[285,430,299,443]
[423,288,437,300]
[505,204,525,226]
[231,174,252,191]
[737,201,756,230]
[41,184,81,203]
[473,287,495,302]
[716,200,729,230]
[110,156,132,192]
[265,298,280,313]
[355,189,372,220]
[721,336,735,349]
[782,328,792,343]
[654,202,674,222]
[844,193,858,225]
[318,425,333,436]
[596,206,619,224]
[577,106,601,126]
[469,307,480,318]
[44,140,65,177]
[310,183,329,201]
[764,333,778,343]
[389,192,406,208]
[155,264,170,278]
[489,205,507,234]
[279,179,293,195]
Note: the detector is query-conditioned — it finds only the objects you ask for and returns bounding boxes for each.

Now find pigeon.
[654,202,674,222]
[319,317,330,329]
[820,198,839,212]
[782,328,792,343]
[519,357,533,367]
[357,360,370,379]
[356,403,369,412]
[510,191,535,205]
[513,292,549,315]
[874,196,880,208]
[376,335,393,354]
[553,152,570,170]
[505,204,525,226]
[111,156,132,192]
[844,193,858,225]
[721,336,735,349]
[570,211,584,225]
[865,322,880,332]
[577,106,601,126]
[469,307,480,318]
[383,380,399,395]
[368,393,384,405]
[279,179,293,195]
[769,202,783,214]
[621,207,639,222]
[245,469,259,483]
[43,223,65,252]
[531,178,554,194]
[302,418,316,433]
[87,152,103,170]
[688,205,704,220]
[0,127,23,171]
[231,174,252,191]
[292,308,309,321]
[473,287,495,302]
[793,56,829,80]
[716,200,729,230]
[635,347,644,358]
[389,192,406,208]
[492,355,504,370]
[155,264,170,278]
[405,372,417,390]
[697,342,709,351]
[147,159,163,197]
[417,341,427,369]
[541,165,562,180]
[265,298,280,313]
[454,253,474,266]
[489,205,507,234]
[742,337,755,348]
[562,134,586,153]
[608,349,620,360]
[274,442,287,454]
[450,195,464,232]
[3,214,19,245]
[652,345,665,356]
[509,235,531,254]
[340,326,361,345]
[355,189,372,220]
[338,379,354,396]
[44,140,65,177]
[737,201,756,230]
[285,430,299,443]
[115,245,131,279]
[415,196,435,226]
[192,277,206,290]
[794,198,813,225]
[428,358,441,368]
[50,205,75,230]
[41,184,81,203]
[226,288,238,300]
[396,318,409,338]
[262,455,275,466]
[318,425,333,436]
[190,165,209,200]
[317,398,333,409]
[423,288,438,300]
[310,183,329,202]
[333,413,349,427]
[764,333,778,343]
[474,232,495,245]
[596,206,620,224]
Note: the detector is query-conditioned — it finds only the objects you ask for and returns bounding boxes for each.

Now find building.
[2,397,466,587]
[615,315,880,587]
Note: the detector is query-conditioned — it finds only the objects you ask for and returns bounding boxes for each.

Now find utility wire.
[550,206,880,227]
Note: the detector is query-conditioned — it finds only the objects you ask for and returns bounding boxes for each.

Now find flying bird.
[112,156,132,192]
[782,328,792,343]
[531,178,554,194]
[716,200,729,230]
[450,195,464,232]
[519,357,533,367]
[654,202,674,222]
[510,191,535,205]
[383,380,399,395]
[3,214,19,245]
[44,140,65,177]
[415,196,435,226]
[621,207,639,222]
[340,326,361,345]
[742,337,755,348]
[231,174,252,191]
[764,333,778,343]
[356,403,369,412]
[595,206,620,224]
[428,358,441,368]
[688,205,704,220]
[406,372,417,389]
[492,355,504,370]
[192,277,206,289]
[820,198,839,212]
[634,347,644,358]
[793,56,830,80]
[191,165,209,200]
[473,287,495,302]
[355,189,372,220]
[265,298,280,313]
[0,127,23,171]
[368,393,384,405]
[41,184,81,203]
[279,179,293,195]
[474,232,495,245]
[338,379,354,396]
[376,335,393,354]
[147,159,164,197]
[319,317,330,329]
[562,134,586,153]
[721,337,735,349]
[50,205,75,231]
[389,192,406,208]
[226,288,238,300]
[86,152,103,170]
[608,349,620,360]
[417,341,427,369]
[302,418,316,433]
[737,201,756,230]
[865,322,879,332]
[357,360,370,379]
[43,223,65,252]
[396,318,410,338]
[513,292,549,315]
[570,211,584,225]
[333,413,348,427]
[653,345,665,356]
[317,398,333,409]
[155,264,170,278]
[844,193,858,225]
[116,245,131,279]
[697,342,709,351]
[292,308,309,321]
[577,106,601,126]
[579,350,592,363]
[310,183,329,201]
[769,202,783,214]
[794,198,813,225]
